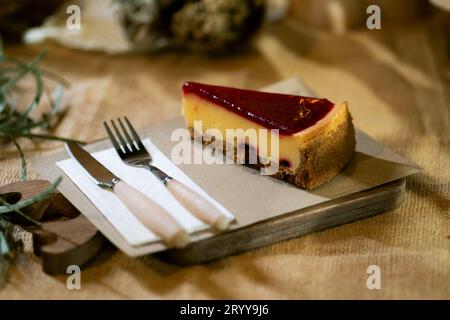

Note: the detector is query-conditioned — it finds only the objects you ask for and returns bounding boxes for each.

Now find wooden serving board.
[157,178,405,264]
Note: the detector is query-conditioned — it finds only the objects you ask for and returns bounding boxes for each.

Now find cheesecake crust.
[288,104,356,189]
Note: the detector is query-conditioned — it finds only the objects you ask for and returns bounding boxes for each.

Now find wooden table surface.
[0,13,449,299]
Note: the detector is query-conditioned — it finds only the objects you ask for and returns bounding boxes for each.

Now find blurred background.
[1,0,448,51]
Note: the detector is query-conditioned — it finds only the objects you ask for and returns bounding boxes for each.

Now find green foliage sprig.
[0,38,81,282]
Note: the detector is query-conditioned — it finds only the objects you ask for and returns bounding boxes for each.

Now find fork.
[104,117,232,231]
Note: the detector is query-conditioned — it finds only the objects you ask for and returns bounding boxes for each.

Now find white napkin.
[56,138,235,246]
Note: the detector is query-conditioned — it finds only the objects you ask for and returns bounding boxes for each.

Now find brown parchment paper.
[34,78,421,256]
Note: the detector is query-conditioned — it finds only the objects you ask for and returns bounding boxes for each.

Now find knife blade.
[65,142,189,248]
[66,142,118,190]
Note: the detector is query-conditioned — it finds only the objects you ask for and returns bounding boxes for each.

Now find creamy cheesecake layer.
[182,92,350,171]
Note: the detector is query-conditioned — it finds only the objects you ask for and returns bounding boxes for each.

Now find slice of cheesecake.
[182,82,356,189]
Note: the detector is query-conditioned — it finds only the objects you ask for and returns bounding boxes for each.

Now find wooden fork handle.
[166,179,232,231]
[114,180,189,248]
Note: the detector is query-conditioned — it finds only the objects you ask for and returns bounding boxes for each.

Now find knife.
[65,142,190,248]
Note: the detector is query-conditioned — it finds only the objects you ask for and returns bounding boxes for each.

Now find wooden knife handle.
[114,180,189,248]
[166,179,232,231]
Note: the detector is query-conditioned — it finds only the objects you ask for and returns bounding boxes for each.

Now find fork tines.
[104,117,144,155]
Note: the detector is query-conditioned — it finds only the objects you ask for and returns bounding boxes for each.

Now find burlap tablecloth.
[0,15,449,299]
